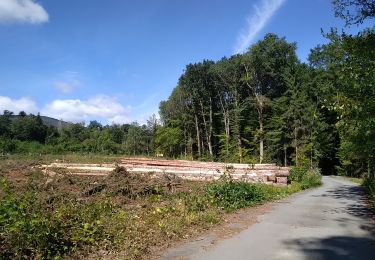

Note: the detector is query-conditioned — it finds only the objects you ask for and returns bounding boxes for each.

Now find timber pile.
[42,157,290,185]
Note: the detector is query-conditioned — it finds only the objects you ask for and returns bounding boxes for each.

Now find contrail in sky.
[233,0,286,54]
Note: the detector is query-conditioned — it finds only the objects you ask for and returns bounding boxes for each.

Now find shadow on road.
[328,184,374,217]
[283,236,375,260]
[314,183,375,228]
[284,180,375,259]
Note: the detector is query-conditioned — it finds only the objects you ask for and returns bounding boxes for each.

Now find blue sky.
[0,0,371,125]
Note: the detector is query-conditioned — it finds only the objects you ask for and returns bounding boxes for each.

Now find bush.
[363,177,375,200]
[205,181,269,212]
[0,178,126,259]
[0,138,16,153]
[205,177,305,212]
[288,167,322,189]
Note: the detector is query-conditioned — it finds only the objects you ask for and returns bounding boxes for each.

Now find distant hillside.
[10,115,71,130]
[40,116,71,130]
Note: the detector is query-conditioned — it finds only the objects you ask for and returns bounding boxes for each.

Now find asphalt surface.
[162,176,375,260]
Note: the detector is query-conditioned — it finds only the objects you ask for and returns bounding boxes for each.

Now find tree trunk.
[369,159,374,179]
[284,145,287,167]
[225,115,230,155]
[194,114,201,157]
[184,126,187,158]
[244,67,265,164]
[189,132,193,160]
[234,95,243,163]
[208,97,213,158]
[257,96,264,164]
[310,128,313,168]
[219,96,230,157]
[259,118,264,164]
[200,101,213,157]
[294,127,298,166]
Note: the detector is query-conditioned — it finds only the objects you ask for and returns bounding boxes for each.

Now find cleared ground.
[162,176,375,260]
[0,155,298,259]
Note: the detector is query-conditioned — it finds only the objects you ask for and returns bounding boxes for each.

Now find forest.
[0,0,374,178]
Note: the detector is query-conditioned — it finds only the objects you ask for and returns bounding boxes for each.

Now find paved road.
[162,176,375,260]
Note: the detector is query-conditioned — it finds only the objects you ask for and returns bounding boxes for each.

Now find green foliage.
[206,181,268,211]
[155,0,373,174]
[311,27,375,177]
[0,138,16,153]
[158,32,341,169]
[333,0,375,25]
[205,177,303,212]
[155,126,183,157]
[11,114,48,143]
[0,113,12,137]
[288,167,322,189]
[182,192,211,212]
[363,177,375,200]
[0,111,159,156]
[0,177,126,259]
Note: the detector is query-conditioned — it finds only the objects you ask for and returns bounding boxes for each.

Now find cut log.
[276,177,288,184]
[267,175,276,182]
[275,172,290,177]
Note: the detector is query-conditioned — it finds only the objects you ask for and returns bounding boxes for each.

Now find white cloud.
[42,95,132,124]
[233,0,286,54]
[0,0,49,24]
[110,115,132,125]
[0,96,38,114]
[0,95,133,124]
[54,80,81,94]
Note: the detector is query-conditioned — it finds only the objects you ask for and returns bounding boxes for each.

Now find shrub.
[288,167,322,189]
[0,178,126,259]
[205,177,305,213]
[0,138,16,153]
[363,177,375,200]
[205,181,268,212]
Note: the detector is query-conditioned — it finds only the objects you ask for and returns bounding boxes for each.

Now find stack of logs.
[41,157,290,185]
[120,158,289,185]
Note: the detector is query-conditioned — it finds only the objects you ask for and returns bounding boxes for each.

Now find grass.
[0,155,321,259]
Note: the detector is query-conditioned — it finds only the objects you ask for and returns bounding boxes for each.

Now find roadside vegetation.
[0,159,320,259]
[363,177,375,201]
[288,167,322,190]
